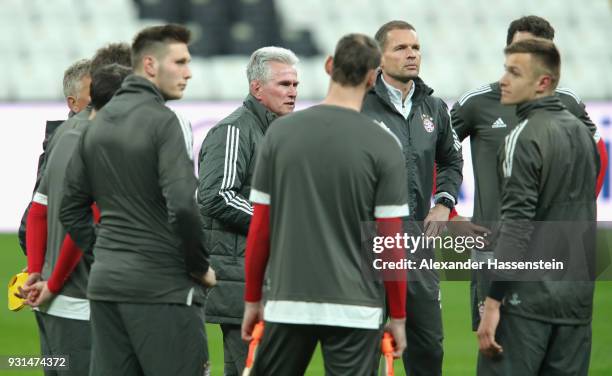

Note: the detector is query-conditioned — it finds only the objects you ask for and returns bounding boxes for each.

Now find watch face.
[437,197,454,209]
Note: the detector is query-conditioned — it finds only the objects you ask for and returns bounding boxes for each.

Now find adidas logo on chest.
[491,117,507,128]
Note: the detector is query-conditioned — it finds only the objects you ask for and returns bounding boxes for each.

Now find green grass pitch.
[1,233,610,375]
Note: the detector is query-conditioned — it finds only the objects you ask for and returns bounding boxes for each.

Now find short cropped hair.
[132,24,191,70]
[246,46,299,83]
[374,20,416,50]
[504,39,560,89]
[506,16,555,46]
[90,64,132,110]
[90,43,132,75]
[63,59,91,98]
[331,33,381,87]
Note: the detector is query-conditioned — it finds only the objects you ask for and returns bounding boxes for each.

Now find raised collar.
[243,94,278,133]
[516,95,566,121]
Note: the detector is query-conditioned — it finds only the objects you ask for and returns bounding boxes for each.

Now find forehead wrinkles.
[266,64,297,82]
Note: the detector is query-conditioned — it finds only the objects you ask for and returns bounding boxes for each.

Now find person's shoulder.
[368,117,403,150]
[268,106,316,131]
[455,83,497,108]
[555,87,583,105]
[205,105,248,134]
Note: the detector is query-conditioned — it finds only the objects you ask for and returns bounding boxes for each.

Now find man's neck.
[322,82,367,112]
[382,72,414,101]
[520,90,555,104]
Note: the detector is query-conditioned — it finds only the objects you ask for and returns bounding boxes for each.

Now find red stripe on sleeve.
[91,203,101,223]
[377,217,407,319]
[244,203,270,302]
[26,202,48,274]
[596,138,608,197]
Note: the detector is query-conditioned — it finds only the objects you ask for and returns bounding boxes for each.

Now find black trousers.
[251,322,382,376]
[35,311,91,376]
[220,323,249,376]
[477,313,592,376]
[89,300,209,376]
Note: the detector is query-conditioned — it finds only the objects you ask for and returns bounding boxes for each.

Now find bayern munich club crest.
[422,114,435,133]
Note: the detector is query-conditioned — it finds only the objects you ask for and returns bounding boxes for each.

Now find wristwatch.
[435,196,455,210]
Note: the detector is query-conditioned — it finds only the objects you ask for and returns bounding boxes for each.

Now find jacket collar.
[244,94,278,133]
[372,72,434,113]
[516,95,566,121]
[118,74,166,104]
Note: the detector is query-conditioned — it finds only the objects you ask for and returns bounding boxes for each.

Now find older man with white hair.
[197,46,299,376]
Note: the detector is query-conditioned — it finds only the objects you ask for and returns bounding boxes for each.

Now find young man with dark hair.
[241,33,408,375]
[449,15,607,334]
[58,24,215,376]
[477,38,598,375]
[21,62,132,376]
[363,20,464,376]
[197,45,298,376]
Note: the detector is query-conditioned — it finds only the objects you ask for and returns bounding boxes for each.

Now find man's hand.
[23,281,55,307]
[447,215,491,242]
[198,267,217,287]
[477,297,503,358]
[15,272,41,299]
[242,301,264,341]
[424,204,450,237]
[384,318,407,358]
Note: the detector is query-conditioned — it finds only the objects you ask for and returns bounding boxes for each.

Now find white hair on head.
[63,59,91,98]
[246,46,299,83]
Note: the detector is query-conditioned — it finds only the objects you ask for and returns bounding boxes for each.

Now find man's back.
[64,75,203,304]
[258,104,406,313]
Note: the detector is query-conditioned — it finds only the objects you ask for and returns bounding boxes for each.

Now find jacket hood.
[516,95,566,121]
[243,94,278,133]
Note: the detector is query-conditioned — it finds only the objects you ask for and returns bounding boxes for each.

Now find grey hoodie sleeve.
[59,133,96,255]
[157,114,210,276]
[492,125,540,281]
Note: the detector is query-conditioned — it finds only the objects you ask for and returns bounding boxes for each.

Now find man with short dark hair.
[22,62,132,376]
[449,15,607,334]
[59,24,215,376]
[242,33,408,376]
[363,20,464,376]
[197,46,298,375]
[477,38,598,376]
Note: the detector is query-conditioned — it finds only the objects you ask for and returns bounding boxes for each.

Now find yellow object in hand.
[7,272,29,311]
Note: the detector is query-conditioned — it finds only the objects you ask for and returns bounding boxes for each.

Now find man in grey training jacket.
[448,15,607,332]
[197,46,298,376]
[59,25,216,376]
[477,38,598,376]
